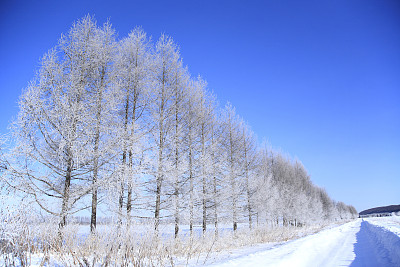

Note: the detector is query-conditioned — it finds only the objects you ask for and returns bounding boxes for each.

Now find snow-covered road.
[206,218,400,267]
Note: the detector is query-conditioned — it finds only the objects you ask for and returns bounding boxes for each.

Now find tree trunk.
[90,80,103,232]
[213,171,218,237]
[60,156,73,229]
[126,151,133,224]
[155,144,163,233]
[189,142,194,236]
[201,124,207,235]
[243,131,252,230]
[119,150,126,225]
[119,91,130,225]
[90,170,98,232]
[155,67,167,233]
[211,124,218,237]
[126,91,137,223]
[229,125,237,233]
[174,83,180,239]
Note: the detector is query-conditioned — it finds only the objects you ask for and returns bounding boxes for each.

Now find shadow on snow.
[350,220,400,267]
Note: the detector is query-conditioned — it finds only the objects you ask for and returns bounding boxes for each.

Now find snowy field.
[2,217,399,266]
[199,217,400,267]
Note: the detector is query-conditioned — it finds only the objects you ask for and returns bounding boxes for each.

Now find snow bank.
[365,216,400,237]
[351,220,400,266]
[205,218,400,267]
[204,220,359,267]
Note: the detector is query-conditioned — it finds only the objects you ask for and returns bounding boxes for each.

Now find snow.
[2,217,400,266]
[203,217,400,267]
[365,216,400,237]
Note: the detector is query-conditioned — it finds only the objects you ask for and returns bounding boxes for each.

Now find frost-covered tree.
[149,34,182,232]
[206,103,223,235]
[180,79,201,236]
[3,16,358,239]
[169,61,189,238]
[240,122,258,229]
[219,103,244,232]
[6,16,113,229]
[195,79,215,234]
[82,18,118,232]
[113,27,152,225]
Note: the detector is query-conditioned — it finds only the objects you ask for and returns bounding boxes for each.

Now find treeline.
[359,205,400,216]
[1,16,357,237]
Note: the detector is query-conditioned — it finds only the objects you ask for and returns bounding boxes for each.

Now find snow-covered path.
[206,218,400,267]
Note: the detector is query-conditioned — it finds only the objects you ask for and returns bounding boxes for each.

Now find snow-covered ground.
[202,217,400,267]
[2,217,400,266]
[365,215,400,237]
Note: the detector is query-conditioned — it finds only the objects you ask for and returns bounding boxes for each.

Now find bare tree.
[7,16,109,230]
[169,62,189,238]
[220,103,243,232]
[114,27,152,226]
[150,34,182,232]
[240,122,258,229]
[84,18,118,233]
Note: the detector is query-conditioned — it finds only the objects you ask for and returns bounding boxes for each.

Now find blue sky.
[0,0,399,212]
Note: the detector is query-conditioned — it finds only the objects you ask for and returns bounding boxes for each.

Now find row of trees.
[1,16,357,237]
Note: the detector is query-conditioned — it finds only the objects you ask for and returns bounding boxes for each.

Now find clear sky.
[0,0,399,212]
